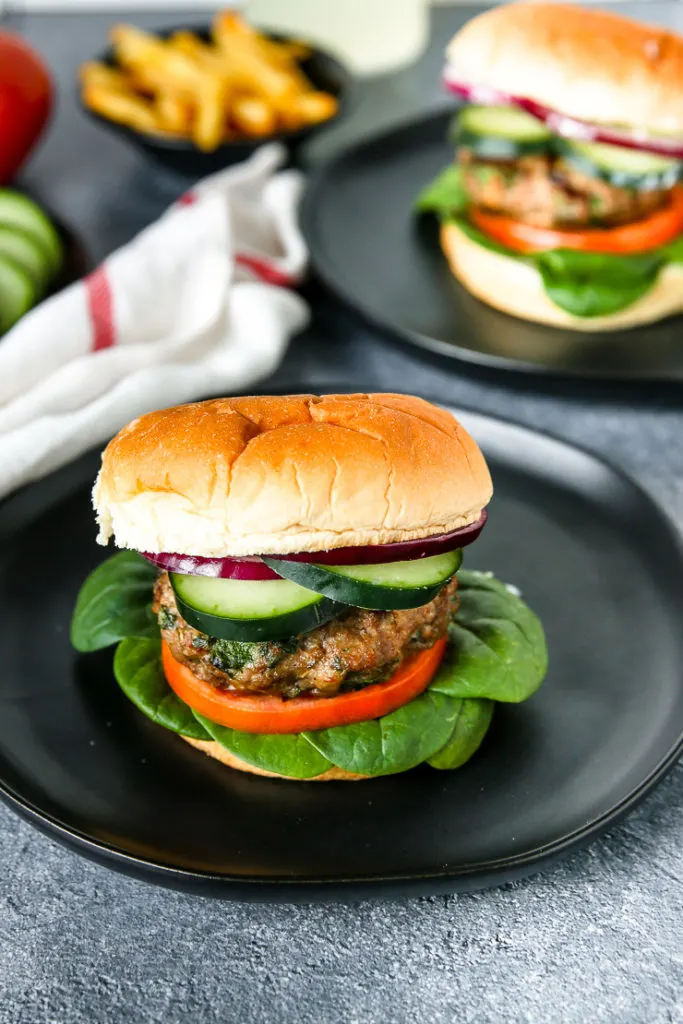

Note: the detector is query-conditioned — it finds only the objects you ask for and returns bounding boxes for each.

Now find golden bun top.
[93,393,492,556]
[447,2,683,135]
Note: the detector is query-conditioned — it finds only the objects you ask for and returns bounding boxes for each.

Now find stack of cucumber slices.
[453,105,683,191]
[0,189,64,334]
[169,549,463,641]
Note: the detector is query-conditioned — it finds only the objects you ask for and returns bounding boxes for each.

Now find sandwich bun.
[94,393,492,557]
[446,2,683,136]
[441,221,683,332]
[182,735,367,781]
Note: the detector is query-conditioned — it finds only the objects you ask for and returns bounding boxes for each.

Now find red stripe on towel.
[85,266,116,351]
[235,253,297,287]
[178,190,294,286]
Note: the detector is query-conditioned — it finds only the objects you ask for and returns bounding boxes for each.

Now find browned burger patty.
[459,149,668,228]
[154,571,458,698]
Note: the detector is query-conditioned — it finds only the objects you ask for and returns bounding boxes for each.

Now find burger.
[417,2,683,331]
[71,393,547,781]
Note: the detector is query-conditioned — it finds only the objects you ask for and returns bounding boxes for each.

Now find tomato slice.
[162,635,448,734]
[471,187,683,255]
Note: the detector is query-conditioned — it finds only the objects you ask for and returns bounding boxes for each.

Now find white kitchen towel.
[0,142,309,500]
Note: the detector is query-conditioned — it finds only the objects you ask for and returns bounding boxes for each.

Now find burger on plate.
[72,393,547,781]
[417,2,683,331]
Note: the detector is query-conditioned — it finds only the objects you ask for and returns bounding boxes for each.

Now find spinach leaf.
[114,637,211,740]
[427,698,494,770]
[661,233,683,263]
[534,248,662,318]
[193,713,333,779]
[415,165,469,219]
[303,691,459,777]
[430,571,547,703]
[71,551,157,652]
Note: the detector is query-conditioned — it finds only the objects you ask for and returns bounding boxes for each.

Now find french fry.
[211,11,251,40]
[170,31,218,66]
[192,72,230,151]
[80,61,130,92]
[212,12,312,79]
[288,91,339,125]
[231,96,277,138]
[278,41,312,62]
[155,92,193,135]
[111,24,205,91]
[276,91,338,133]
[110,25,167,67]
[212,12,305,99]
[82,82,160,133]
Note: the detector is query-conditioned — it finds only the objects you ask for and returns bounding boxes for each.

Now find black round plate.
[302,112,683,379]
[1,406,682,900]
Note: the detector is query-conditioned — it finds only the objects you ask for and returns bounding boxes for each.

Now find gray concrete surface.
[1,5,682,1023]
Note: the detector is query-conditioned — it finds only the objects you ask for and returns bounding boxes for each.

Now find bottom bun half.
[440,222,683,332]
[181,735,368,781]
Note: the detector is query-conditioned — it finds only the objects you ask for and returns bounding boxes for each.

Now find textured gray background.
[1,5,682,1023]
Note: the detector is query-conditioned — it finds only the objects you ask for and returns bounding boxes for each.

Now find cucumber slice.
[0,256,37,334]
[0,228,52,293]
[170,573,344,642]
[263,550,462,611]
[555,138,683,190]
[454,105,551,159]
[0,190,63,276]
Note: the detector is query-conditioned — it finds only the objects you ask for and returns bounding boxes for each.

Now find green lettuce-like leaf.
[303,691,459,777]
[661,234,683,263]
[427,698,494,770]
[534,248,662,318]
[71,551,158,652]
[193,712,333,779]
[416,163,683,318]
[430,570,547,703]
[114,637,211,740]
[415,164,469,218]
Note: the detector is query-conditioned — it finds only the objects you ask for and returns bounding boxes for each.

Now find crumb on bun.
[446,2,683,136]
[94,393,492,556]
[440,221,683,332]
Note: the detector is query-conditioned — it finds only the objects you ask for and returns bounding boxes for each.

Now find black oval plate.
[302,112,683,379]
[1,406,682,900]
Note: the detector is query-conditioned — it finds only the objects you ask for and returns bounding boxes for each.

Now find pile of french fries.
[80,11,339,151]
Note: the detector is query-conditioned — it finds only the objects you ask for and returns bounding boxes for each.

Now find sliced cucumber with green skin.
[0,256,37,333]
[0,190,63,276]
[0,227,52,293]
[170,573,345,642]
[263,550,462,611]
[453,105,552,160]
[555,138,683,191]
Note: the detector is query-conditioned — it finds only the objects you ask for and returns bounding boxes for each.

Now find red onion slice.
[274,510,488,565]
[141,551,281,580]
[141,511,487,577]
[443,71,683,160]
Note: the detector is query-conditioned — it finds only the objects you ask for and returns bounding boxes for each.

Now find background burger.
[72,393,547,781]
[417,2,683,331]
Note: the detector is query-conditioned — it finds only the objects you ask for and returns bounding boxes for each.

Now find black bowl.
[80,24,352,176]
